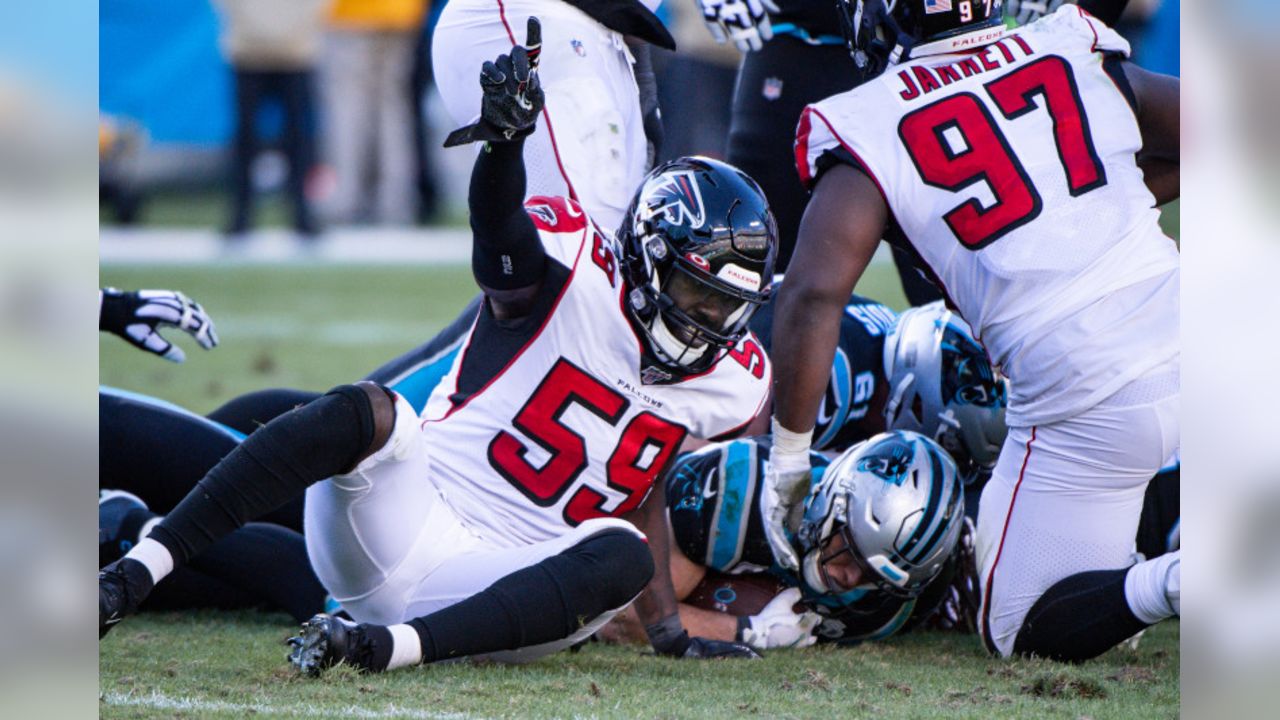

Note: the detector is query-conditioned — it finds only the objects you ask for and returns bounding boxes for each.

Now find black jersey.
[750,291,897,452]
[666,437,948,644]
[769,0,846,39]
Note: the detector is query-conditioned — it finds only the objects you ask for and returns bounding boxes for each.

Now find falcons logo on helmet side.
[643,171,706,229]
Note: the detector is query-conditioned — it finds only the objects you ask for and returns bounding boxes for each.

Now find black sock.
[408,529,653,663]
[359,624,395,672]
[150,385,377,567]
[1013,568,1149,662]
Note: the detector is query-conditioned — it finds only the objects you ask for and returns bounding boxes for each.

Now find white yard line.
[102,689,485,719]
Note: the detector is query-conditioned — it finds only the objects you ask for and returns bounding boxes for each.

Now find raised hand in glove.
[444,17,545,147]
[762,418,814,572]
[737,587,821,650]
[100,288,219,362]
[696,0,780,53]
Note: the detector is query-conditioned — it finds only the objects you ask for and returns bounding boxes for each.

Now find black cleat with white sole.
[99,558,154,638]
[287,613,388,676]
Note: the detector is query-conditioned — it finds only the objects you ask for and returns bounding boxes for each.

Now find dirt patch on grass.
[1021,674,1108,700]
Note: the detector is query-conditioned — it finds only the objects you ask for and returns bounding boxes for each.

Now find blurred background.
[98,0,1180,246]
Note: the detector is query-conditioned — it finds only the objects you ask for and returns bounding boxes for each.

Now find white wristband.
[770,417,812,473]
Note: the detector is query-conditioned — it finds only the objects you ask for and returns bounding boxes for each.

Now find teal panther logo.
[857,440,913,486]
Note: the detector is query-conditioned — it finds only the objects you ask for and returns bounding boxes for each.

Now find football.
[683,571,788,616]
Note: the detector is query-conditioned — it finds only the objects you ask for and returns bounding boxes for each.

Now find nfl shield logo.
[570,39,586,57]
[762,77,783,101]
[924,0,953,13]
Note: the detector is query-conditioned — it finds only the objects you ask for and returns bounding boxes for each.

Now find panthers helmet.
[883,301,1007,486]
[796,431,964,598]
[836,0,1007,76]
[619,157,778,379]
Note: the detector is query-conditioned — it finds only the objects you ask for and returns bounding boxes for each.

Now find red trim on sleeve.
[422,221,590,426]
[1077,6,1101,54]
[794,107,816,188]
[800,107,890,206]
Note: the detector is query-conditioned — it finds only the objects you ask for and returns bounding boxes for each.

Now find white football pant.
[304,392,646,663]
[976,359,1179,657]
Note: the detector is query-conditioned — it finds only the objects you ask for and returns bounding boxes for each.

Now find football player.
[604,431,968,649]
[100,20,779,673]
[700,0,1130,283]
[767,2,1180,662]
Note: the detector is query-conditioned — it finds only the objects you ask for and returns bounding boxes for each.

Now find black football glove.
[444,17,544,147]
[648,616,761,659]
[682,636,762,659]
[100,287,219,362]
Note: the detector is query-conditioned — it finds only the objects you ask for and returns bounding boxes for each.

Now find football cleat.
[99,558,154,638]
[287,613,382,676]
[99,489,151,568]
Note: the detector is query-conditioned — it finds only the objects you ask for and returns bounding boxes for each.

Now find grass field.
[98,261,1179,719]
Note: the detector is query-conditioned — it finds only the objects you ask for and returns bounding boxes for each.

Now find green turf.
[99,611,1178,719]
[98,261,1178,718]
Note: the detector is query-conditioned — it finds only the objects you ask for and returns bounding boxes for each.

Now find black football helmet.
[836,0,1007,76]
[618,157,778,380]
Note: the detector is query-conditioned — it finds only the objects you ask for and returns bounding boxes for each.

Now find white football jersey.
[420,196,771,545]
[796,7,1178,427]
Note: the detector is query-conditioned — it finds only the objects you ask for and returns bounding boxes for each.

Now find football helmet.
[619,156,778,378]
[796,431,964,598]
[836,0,1007,76]
[883,301,1007,486]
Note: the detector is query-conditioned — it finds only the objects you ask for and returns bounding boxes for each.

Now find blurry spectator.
[214,0,330,238]
[321,0,429,226]
[99,114,145,225]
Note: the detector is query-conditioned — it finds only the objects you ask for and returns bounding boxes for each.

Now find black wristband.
[645,615,691,656]
[99,287,132,333]
[735,615,751,643]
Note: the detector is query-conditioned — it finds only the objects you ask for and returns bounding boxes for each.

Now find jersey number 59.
[488,358,688,525]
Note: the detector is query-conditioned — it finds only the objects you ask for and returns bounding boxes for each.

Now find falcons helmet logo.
[643,171,706,229]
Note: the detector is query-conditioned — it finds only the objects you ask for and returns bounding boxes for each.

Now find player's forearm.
[625,487,681,628]
[677,603,738,642]
[769,283,845,434]
[468,139,545,294]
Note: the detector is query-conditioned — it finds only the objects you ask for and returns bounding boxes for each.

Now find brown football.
[684,570,788,617]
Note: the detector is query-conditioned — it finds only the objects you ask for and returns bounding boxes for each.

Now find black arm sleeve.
[468,139,546,292]
[1077,0,1130,26]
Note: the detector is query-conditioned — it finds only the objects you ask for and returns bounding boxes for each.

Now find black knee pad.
[570,529,655,609]
[1013,569,1146,663]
